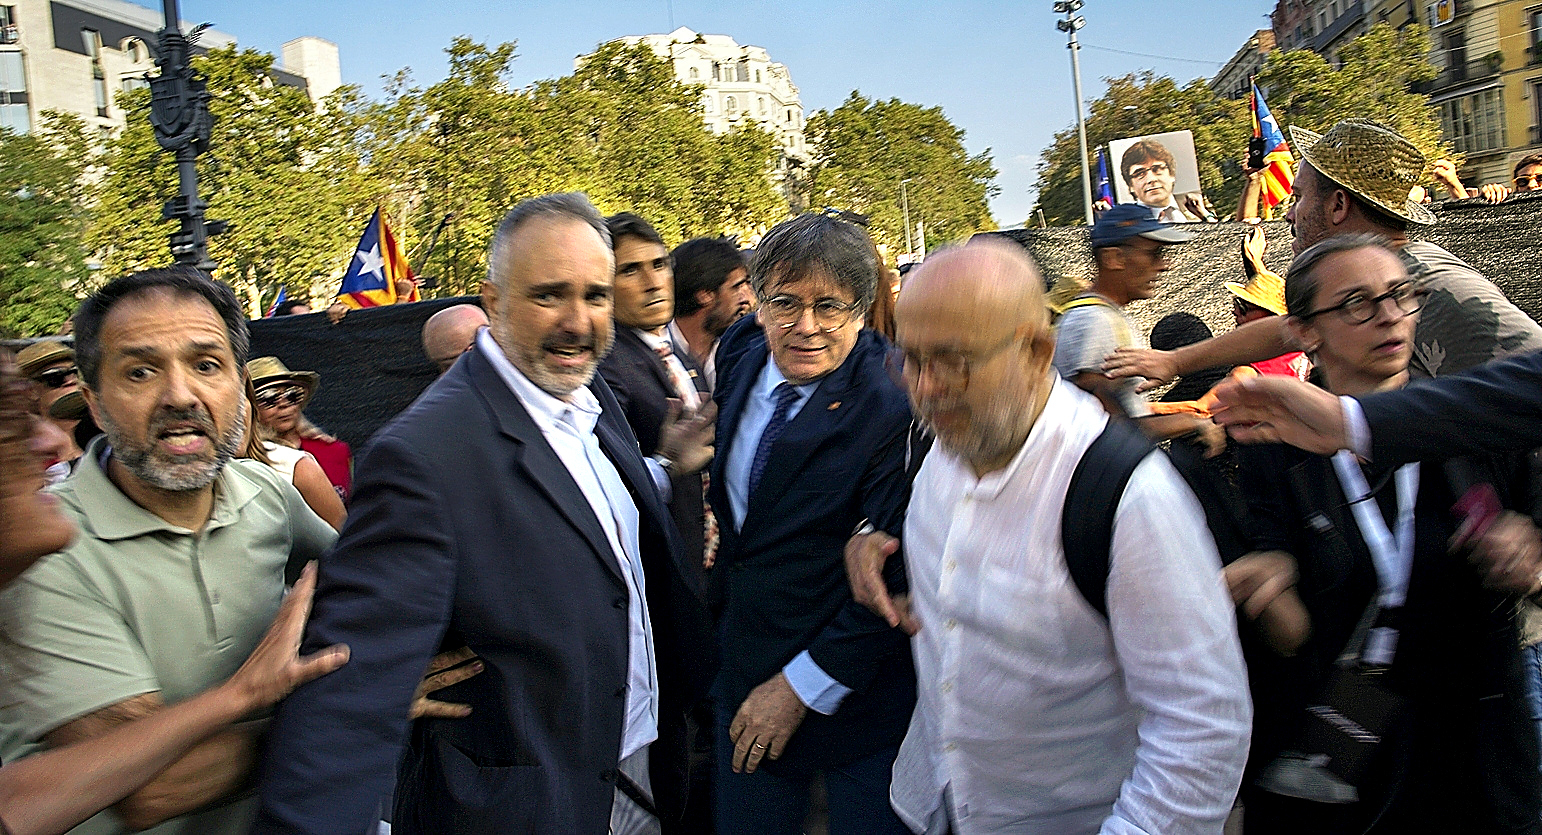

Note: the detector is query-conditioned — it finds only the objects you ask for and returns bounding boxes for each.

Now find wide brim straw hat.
[16,340,74,378]
[245,356,320,406]
[1225,271,1288,316]
[1288,120,1437,226]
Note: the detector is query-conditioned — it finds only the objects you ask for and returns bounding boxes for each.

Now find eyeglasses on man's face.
[886,333,1023,389]
[255,386,307,410]
[761,295,859,333]
[1127,162,1171,181]
[33,366,77,389]
[1299,281,1427,326]
[1515,174,1542,191]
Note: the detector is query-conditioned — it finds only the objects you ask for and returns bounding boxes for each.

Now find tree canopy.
[1033,23,1445,226]
[805,92,997,256]
[0,114,93,337]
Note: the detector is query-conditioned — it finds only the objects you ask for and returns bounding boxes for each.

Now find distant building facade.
[601,26,810,192]
[0,0,338,137]
[1211,29,1277,99]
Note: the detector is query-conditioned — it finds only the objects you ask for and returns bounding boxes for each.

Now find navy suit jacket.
[252,343,715,835]
[708,317,916,774]
[600,327,713,602]
[1359,349,1542,464]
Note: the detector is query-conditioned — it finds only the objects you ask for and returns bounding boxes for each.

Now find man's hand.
[657,399,717,476]
[411,646,484,719]
[1432,158,1467,201]
[1224,551,1310,655]
[728,673,807,774]
[1476,182,1512,205]
[326,303,349,324]
[1454,510,1542,596]
[1210,374,1349,454]
[1101,347,1177,393]
[844,530,918,635]
[223,562,349,714]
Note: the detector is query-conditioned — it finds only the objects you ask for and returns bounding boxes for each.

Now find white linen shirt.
[891,378,1250,835]
[478,329,659,760]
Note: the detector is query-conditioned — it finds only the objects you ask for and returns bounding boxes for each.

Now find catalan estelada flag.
[335,208,418,309]
[1096,147,1116,206]
[1251,83,1295,210]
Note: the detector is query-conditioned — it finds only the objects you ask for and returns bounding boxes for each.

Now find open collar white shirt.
[891,378,1250,835]
[477,329,659,759]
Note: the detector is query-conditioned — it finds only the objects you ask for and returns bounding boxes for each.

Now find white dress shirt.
[891,378,1251,835]
[667,320,718,393]
[636,327,701,411]
[478,330,659,760]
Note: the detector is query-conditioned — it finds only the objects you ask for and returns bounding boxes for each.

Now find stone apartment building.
[0,0,338,140]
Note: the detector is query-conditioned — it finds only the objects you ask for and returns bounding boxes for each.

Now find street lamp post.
[900,178,914,262]
[149,0,224,271]
[1055,0,1093,226]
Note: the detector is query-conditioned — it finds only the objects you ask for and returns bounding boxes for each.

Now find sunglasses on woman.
[256,386,307,409]
[33,366,77,389]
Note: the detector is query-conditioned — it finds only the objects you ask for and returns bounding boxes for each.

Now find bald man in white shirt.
[848,240,1250,834]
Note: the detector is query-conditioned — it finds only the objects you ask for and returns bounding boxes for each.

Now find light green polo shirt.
[0,436,336,835]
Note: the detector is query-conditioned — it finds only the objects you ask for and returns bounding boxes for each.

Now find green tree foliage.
[1032,23,1444,227]
[1034,73,1248,227]
[805,92,997,256]
[91,46,372,316]
[371,39,785,296]
[0,114,93,337]
[1255,23,1445,165]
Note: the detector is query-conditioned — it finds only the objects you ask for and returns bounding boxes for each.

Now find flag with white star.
[335,208,419,309]
[1251,83,1295,211]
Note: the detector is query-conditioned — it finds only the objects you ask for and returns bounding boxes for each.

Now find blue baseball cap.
[1090,204,1196,248]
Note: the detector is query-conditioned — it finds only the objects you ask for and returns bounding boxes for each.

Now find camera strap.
[1331,452,1419,667]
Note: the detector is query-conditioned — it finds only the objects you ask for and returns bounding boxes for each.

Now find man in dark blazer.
[599,212,715,602]
[708,213,916,835]
[252,193,715,835]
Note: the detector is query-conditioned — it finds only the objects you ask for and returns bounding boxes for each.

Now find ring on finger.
[751,742,767,750]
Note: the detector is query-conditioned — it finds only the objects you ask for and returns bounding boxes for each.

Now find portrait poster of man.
[1109,130,1210,223]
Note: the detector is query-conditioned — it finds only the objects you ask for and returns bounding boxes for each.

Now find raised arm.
[1102,316,1294,392]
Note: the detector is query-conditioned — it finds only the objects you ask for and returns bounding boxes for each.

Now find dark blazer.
[1359,349,1542,465]
[1237,442,1541,833]
[600,327,713,600]
[707,316,916,775]
[252,343,716,835]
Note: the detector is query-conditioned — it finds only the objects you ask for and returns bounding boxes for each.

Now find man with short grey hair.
[255,192,717,835]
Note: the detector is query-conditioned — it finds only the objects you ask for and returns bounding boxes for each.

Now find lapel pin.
[828,401,842,411]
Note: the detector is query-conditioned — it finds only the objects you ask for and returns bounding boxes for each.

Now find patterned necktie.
[748,383,800,497]
[653,341,700,410]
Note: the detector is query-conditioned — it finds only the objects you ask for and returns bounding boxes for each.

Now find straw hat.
[16,340,74,378]
[1288,120,1436,226]
[1225,271,1288,316]
[246,356,319,404]
[48,389,88,421]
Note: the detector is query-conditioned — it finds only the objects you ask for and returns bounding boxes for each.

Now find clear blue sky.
[176,0,1276,229]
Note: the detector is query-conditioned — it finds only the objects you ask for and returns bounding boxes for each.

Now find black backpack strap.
[1062,419,1156,620]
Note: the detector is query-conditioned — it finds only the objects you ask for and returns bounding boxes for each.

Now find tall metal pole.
[149,0,223,271]
[1056,1,1093,225]
[900,179,913,261]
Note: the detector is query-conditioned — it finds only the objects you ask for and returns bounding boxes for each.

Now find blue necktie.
[748,383,800,497]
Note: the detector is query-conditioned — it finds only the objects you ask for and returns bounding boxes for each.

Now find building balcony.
[0,25,18,45]
[1415,58,1501,94]
[1310,0,1364,53]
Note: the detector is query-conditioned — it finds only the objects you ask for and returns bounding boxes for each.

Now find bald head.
[422,304,489,375]
[897,239,1048,338]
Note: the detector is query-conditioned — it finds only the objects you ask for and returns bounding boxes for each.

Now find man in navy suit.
[709,213,916,834]
[252,193,715,835]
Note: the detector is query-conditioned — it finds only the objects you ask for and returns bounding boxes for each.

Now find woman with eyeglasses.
[1226,234,1542,833]
[246,357,353,501]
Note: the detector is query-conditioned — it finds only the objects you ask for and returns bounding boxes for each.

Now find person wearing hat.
[1228,226,1311,382]
[247,357,353,500]
[1103,118,1542,388]
[1054,203,1227,454]
[16,340,84,483]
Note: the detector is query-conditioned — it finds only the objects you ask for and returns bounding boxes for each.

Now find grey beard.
[100,403,246,493]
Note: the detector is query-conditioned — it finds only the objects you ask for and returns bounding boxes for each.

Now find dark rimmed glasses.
[1514,174,1541,190]
[32,366,77,389]
[761,295,859,333]
[255,385,307,410]
[1298,282,1427,326]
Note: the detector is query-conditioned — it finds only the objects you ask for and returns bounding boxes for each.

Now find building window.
[1441,88,1506,153]
[121,75,148,94]
[0,49,26,133]
[1529,7,1542,64]
[755,70,761,83]
[711,62,721,81]
[725,96,737,114]
[758,97,766,115]
[704,96,713,114]
[0,5,17,45]
[689,66,699,80]
[1532,78,1542,141]
[82,29,108,116]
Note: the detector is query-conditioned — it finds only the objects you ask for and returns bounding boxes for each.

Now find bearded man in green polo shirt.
[0,268,339,835]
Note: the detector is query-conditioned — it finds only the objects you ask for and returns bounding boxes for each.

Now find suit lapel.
[467,346,626,584]
[619,327,676,400]
[741,372,850,531]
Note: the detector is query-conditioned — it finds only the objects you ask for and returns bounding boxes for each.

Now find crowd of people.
[4,116,1542,835]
